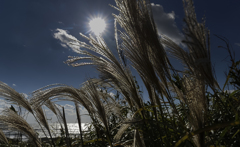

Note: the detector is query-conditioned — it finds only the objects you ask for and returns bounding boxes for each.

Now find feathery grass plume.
[113,117,139,143]
[31,84,114,144]
[65,33,144,111]
[0,81,54,142]
[44,100,57,115]
[166,58,207,146]
[34,106,55,147]
[0,129,8,144]
[160,0,221,145]
[66,37,147,145]
[45,100,65,129]
[112,1,186,143]
[112,0,171,86]
[160,1,221,145]
[30,84,109,142]
[111,4,186,140]
[82,81,113,147]
[0,82,53,143]
[113,0,175,101]
[0,109,41,147]
[112,0,168,103]
[35,107,51,134]
[45,100,63,122]
[0,81,33,113]
[182,75,206,147]
[182,0,219,90]
[31,84,95,115]
[30,84,99,142]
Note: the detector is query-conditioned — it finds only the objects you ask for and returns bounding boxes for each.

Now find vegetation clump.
[0,0,240,146]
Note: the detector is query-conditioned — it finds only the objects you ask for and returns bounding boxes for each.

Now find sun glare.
[89,18,106,36]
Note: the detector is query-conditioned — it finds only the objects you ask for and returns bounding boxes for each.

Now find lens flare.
[89,18,106,36]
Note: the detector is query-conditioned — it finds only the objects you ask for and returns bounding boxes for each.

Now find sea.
[1,123,90,141]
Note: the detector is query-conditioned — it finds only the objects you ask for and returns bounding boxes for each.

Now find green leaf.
[216,126,231,145]
[132,105,159,118]
[174,120,240,147]
[232,129,240,139]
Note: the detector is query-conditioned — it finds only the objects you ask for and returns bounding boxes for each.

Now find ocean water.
[2,123,90,141]
[31,123,90,138]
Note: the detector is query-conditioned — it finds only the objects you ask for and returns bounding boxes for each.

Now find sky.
[0,0,240,123]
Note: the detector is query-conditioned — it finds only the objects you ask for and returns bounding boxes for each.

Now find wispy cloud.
[53,28,81,53]
[235,43,240,47]
[151,3,184,46]
[12,84,16,87]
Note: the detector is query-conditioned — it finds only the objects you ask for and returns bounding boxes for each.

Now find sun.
[89,18,106,36]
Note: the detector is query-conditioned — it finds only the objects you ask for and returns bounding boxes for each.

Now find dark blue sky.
[0,0,240,122]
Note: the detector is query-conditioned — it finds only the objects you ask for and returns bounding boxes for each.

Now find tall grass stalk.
[75,102,84,147]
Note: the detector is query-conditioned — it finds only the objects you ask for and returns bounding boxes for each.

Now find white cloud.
[21,93,28,98]
[65,104,74,109]
[60,43,67,48]
[62,103,90,123]
[151,3,184,46]
[53,28,81,53]
[225,90,235,94]
[12,84,16,87]
[25,103,91,124]
[235,43,240,47]
[0,99,11,111]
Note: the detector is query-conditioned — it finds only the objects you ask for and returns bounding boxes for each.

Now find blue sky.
[0,0,240,123]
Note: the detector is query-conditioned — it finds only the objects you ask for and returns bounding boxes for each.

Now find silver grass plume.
[30,83,110,143]
[80,81,114,146]
[65,33,144,111]
[112,0,173,101]
[111,2,186,134]
[34,106,55,147]
[30,84,98,143]
[44,100,57,115]
[82,81,110,134]
[31,84,95,115]
[45,100,65,128]
[0,81,53,143]
[0,129,8,144]
[112,1,185,137]
[113,117,140,143]
[34,107,51,135]
[0,109,41,147]
[168,74,207,147]
[183,75,206,147]
[182,0,219,90]
[0,81,33,113]
[161,1,219,145]
[30,83,110,139]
